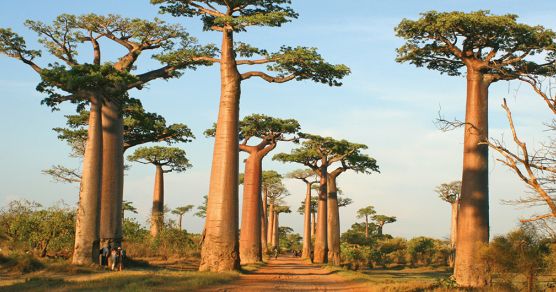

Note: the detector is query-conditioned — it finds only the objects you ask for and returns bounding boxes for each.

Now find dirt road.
[201,255,370,291]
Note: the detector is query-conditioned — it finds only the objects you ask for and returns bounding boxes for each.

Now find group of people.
[99,245,126,271]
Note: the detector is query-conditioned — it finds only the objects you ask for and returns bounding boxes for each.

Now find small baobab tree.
[395,10,556,287]
[206,114,299,264]
[357,206,376,239]
[373,215,397,236]
[172,205,194,231]
[436,181,462,267]
[272,205,291,249]
[287,169,318,260]
[152,0,350,272]
[127,146,191,237]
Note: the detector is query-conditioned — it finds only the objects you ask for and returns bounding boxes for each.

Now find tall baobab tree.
[287,169,318,260]
[326,147,379,265]
[127,146,191,237]
[152,0,350,272]
[357,206,376,239]
[395,10,556,287]
[372,215,396,236]
[436,181,462,267]
[206,114,299,264]
[0,14,214,264]
[172,205,194,231]
[47,98,194,247]
[274,134,377,264]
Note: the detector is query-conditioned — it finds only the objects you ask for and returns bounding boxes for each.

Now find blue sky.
[1,0,556,239]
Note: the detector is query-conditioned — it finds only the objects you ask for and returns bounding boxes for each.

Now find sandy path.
[201,255,370,291]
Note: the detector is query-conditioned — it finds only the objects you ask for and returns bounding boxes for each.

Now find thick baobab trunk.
[178,214,183,230]
[267,203,275,247]
[311,212,316,238]
[449,201,458,268]
[239,155,263,264]
[327,176,341,265]
[99,98,124,248]
[273,212,279,248]
[302,183,312,260]
[261,189,269,255]
[150,165,164,237]
[72,94,103,265]
[199,29,241,272]
[314,166,328,264]
[454,68,491,287]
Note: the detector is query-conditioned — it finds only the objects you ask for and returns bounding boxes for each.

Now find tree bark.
[72,94,103,265]
[378,223,384,236]
[314,165,328,264]
[150,165,164,237]
[99,98,124,248]
[454,68,491,287]
[327,175,341,265]
[273,212,279,248]
[311,212,316,239]
[301,182,312,260]
[449,201,458,268]
[267,203,275,247]
[179,214,183,230]
[199,28,241,272]
[239,154,263,264]
[365,216,369,239]
[261,188,269,255]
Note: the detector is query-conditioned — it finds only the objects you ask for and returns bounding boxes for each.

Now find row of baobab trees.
[3,1,556,288]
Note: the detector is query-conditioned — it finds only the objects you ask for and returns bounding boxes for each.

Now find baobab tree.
[127,146,191,237]
[395,10,556,287]
[261,170,284,255]
[266,181,289,249]
[287,169,318,260]
[373,215,396,236]
[172,205,194,230]
[206,114,299,264]
[271,205,291,249]
[48,98,194,247]
[0,14,214,264]
[357,206,376,239]
[152,0,350,272]
[436,181,462,267]
[274,134,378,264]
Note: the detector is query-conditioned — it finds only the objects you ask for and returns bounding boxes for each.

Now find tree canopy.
[357,206,377,219]
[395,10,556,79]
[373,215,397,226]
[273,133,379,176]
[127,146,191,173]
[152,1,350,86]
[172,205,194,216]
[0,13,217,109]
[435,181,462,204]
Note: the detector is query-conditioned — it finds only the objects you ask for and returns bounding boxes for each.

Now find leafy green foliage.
[127,146,191,173]
[0,200,75,258]
[278,226,302,252]
[205,114,300,145]
[152,0,298,32]
[395,10,556,77]
[268,46,351,86]
[172,205,194,216]
[435,181,461,204]
[274,133,379,175]
[1,13,216,110]
[357,206,376,220]
[482,225,553,290]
